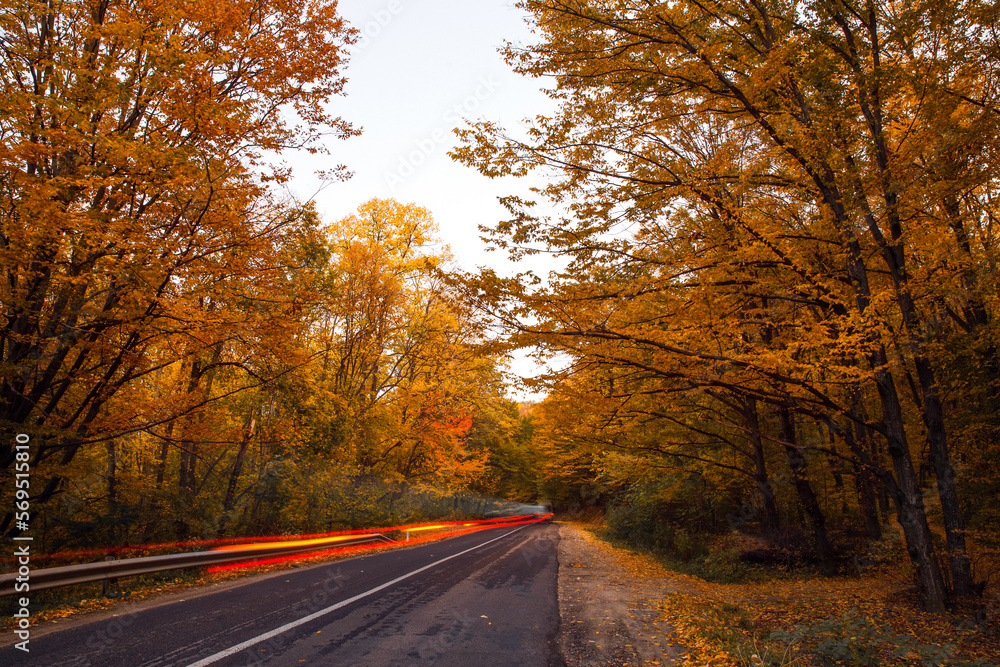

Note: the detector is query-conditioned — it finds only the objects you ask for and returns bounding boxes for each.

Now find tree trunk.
[219,414,256,536]
[874,165,973,596]
[744,397,780,533]
[870,356,949,612]
[154,423,173,490]
[178,448,190,492]
[106,440,117,508]
[835,200,948,611]
[823,424,849,514]
[848,396,883,540]
[779,408,834,572]
[912,355,974,596]
[850,457,883,541]
[177,342,223,494]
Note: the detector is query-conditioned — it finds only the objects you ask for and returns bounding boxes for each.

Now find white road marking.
[185,526,529,666]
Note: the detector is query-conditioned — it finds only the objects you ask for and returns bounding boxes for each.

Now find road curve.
[1,522,563,667]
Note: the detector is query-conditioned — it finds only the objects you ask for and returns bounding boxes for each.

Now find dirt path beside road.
[557,523,687,666]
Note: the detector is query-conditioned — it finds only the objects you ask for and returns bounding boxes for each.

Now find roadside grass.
[574,523,1000,667]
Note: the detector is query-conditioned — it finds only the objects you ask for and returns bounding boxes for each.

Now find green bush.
[603,481,772,583]
[605,479,711,555]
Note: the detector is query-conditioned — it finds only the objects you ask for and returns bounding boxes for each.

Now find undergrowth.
[593,524,784,584]
[580,523,1000,667]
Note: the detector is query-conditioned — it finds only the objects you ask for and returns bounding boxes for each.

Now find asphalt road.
[1,522,563,667]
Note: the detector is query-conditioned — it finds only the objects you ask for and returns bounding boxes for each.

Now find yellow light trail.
[212,534,376,552]
[403,524,449,533]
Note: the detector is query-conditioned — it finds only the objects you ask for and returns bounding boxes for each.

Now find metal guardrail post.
[102,556,119,598]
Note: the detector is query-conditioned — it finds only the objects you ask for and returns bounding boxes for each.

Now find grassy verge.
[578,525,1000,666]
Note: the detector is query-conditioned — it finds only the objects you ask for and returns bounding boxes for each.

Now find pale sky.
[284,0,560,399]
[287,0,555,272]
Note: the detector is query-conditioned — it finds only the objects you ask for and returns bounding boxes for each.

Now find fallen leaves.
[571,524,1000,666]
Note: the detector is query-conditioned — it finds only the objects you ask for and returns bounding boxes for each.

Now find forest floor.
[563,520,1000,667]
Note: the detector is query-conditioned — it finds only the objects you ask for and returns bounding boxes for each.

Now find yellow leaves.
[293,198,509,495]
[0,1,357,491]
[327,198,449,271]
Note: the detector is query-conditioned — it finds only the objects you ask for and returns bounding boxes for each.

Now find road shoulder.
[556,523,687,666]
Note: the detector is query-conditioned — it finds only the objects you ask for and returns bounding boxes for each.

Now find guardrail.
[0,533,391,598]
[0,513,551,598]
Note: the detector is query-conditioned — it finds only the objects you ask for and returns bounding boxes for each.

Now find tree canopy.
[454,0,1000,611]
[0,3,536,549]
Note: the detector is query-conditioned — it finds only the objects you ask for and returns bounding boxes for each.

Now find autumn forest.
[3,0,1000,651]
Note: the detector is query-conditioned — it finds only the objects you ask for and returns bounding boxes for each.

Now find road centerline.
[185,526,529,667]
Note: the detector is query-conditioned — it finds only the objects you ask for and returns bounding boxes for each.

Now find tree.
[291,199,511,513]
[455,0,1000,610]
[0,0,356,484]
